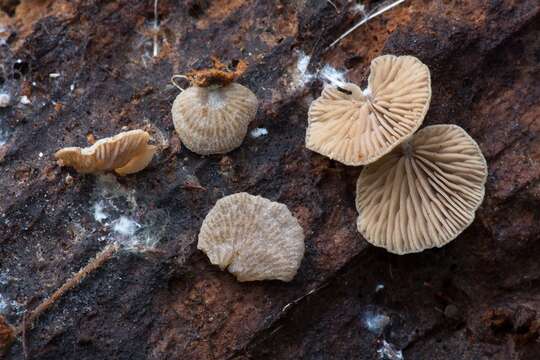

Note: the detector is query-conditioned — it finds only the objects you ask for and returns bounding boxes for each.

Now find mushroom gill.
[356,124,488,254]
[306,54,431,166]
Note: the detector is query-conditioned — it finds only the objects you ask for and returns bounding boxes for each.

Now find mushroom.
[306,54,431,166]
[171,59,258,155]
[55,129,156,175]
[198,192,304,282]
[355,124,488,254]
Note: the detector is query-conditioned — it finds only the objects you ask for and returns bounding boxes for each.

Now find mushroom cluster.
[306,54,487,254]
[45,53,486,293]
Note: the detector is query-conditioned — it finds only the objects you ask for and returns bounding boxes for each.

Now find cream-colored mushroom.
[172,84,258,155]
[198,193,305,282]
[55,129,155,175]
[171,60,258,155]
[356,124,488,254]
[306,54,431,166]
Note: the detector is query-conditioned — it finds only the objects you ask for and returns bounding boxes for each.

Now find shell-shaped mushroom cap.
[198,193,305,282]
[55,129,153,174]
[114,144,157,176]
[306,54,431,166]
[356,124,488,255]
[172,83,258,155]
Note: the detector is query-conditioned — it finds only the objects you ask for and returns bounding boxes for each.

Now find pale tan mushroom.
[171,60,258,155]
[306,54,431,166]
[356,124,487,254]
[198,193,305,282]
[114,144,157,176]
[55,129,155,175]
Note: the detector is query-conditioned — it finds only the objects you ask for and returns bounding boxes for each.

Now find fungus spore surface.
[356,124,488,254]
[306,54,431,166]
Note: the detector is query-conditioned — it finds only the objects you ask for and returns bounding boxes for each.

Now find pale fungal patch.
[93,201,109,223]
[55,129,156,175]
[319,64,347,87]
[198,193,305,282]
[306,54,431,166]
[356,124,488,254]
[112,216,141,237]
[362,308,390,334]
[377,340,403,360]
[291,51,346,90]
[291,51,315,88]
[250,127,268,138]
[172,83,258,155]
[20,95,31,105]
[0,93,11,108]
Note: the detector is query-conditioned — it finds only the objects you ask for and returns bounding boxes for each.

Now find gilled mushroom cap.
[306,54,431,166]
[172,83,258,155]
[356,124,488,254]
[198,192,305,282]
[55,129,155,175]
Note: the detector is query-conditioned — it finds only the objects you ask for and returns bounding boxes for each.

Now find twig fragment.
[153,0,160,57]
[327,0,406,49]
[16,243,120,336]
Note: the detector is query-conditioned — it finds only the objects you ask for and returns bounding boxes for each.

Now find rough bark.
[0,0,539,359]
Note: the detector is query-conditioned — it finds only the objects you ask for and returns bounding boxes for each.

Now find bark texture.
[0,0,539,359]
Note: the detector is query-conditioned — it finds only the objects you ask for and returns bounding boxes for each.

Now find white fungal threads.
[198,193,305,282]
[319,64,347,87]
[250,127,268,138]
[0,93,11,108]
[93,201,109,223]
[112,216,141,237]
[362,309,390,334]
[291,51,346,90]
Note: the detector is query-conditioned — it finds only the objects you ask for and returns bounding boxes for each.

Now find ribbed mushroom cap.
[306,54,431,166]
[171,83,258,155]
[356,124,488,254]
[198,193,305,282]
[55,129,154,175]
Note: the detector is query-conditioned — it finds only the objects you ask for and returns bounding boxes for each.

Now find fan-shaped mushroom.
[306,54,431,166]
[356,124,487,254]
[171,60,258,155]
[198,193,305,282]
[55,129,156,175]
